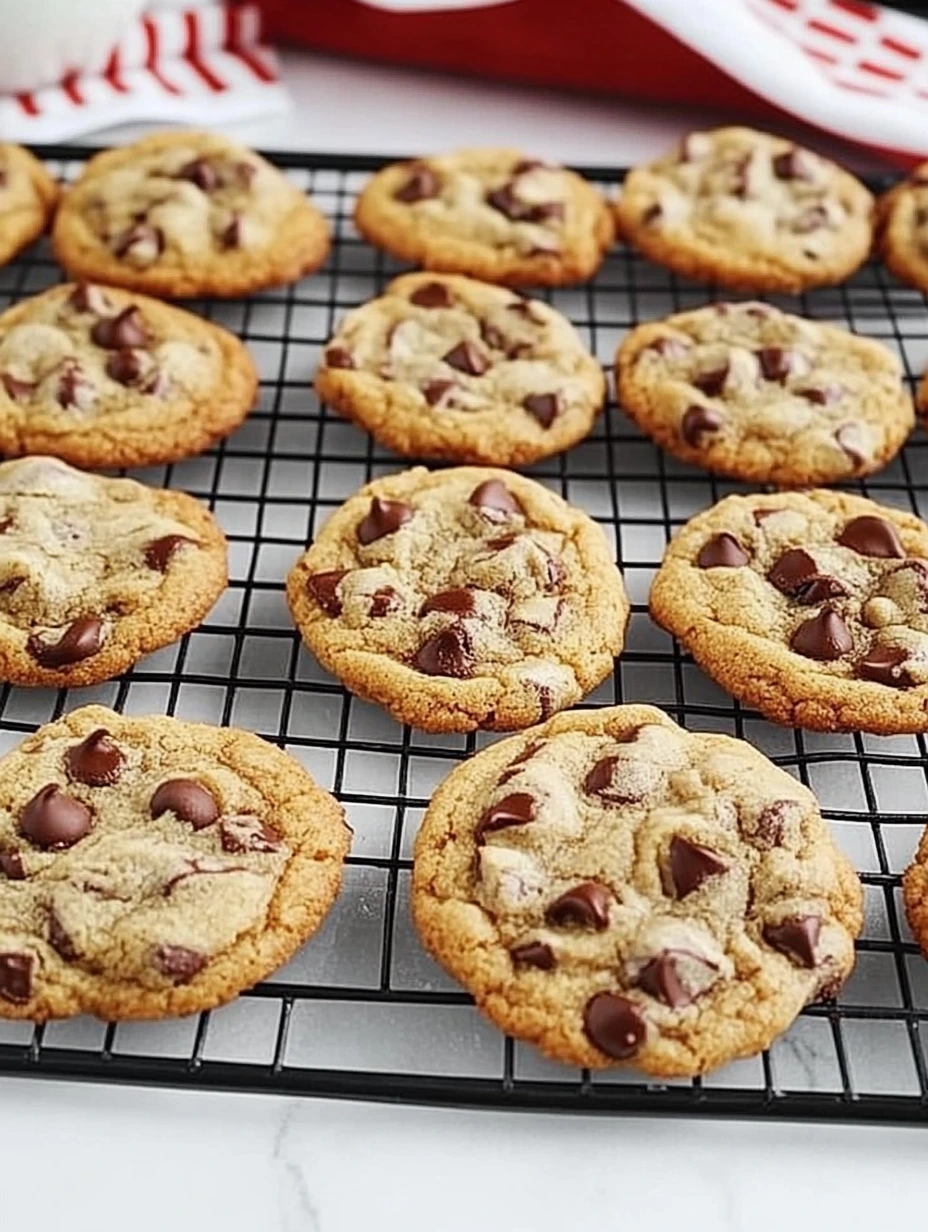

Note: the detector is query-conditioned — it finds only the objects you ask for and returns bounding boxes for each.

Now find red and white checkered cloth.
[0,4,286,143]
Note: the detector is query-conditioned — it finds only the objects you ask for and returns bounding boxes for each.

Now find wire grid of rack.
[0,147,927,1123]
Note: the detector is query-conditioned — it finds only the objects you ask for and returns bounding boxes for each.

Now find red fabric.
[257,0,782,117]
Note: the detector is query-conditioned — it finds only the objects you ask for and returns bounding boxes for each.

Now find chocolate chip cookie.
[902,827,928,966]
[616,127,873,293]
[318,273,605,466]
[0,144,59,269]
[412,703,861,1075]
[354,149,614,287]
[650,489,928,732]
[0,283,258,469]
[286,466,628,732]
[616,301,912,486]
[0,704,350,1021]
[0,455,226,688]
[52,131,330,299]
[879,163,928,296]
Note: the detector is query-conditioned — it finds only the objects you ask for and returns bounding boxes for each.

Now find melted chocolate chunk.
[69,283,112,314]
[153,944,208,984]
[412,625,474,678]
[48,911,78,962]
[475,792,536,842]
[221,215,243,250]
[545,882,611,930]
[582,753,647,805]
[756,346,803,383]
[857,644,913,688]
[697,533,749,568]
[420,588,476,617]
[792,205,829,234]
[666,835,729,899]
[177,157,220,192]
[106,348,159,390]
[752,799,800,848]
[423,378,456,407]
[692,366,728,397]
[790,609,853,661]
[65,729,125,787]
[114,223,164,262]
[0,850,24,880]
[469,480,523,518]
[219,815,284,854]
[306,569,348,616]
[357,497,414,545]
[144,534,197,572]
[90,306,149,350]
[0,953,33,1004]
[20,785,92,850]
[485,182,563,223]
[645,336,691,360]
[510,941,556,970]
[763,916,821,968]
[834,423,866,468]
[27,617,105,669]
[394,164,440,203]
[324,346,354,370]
[641,202,662,225]
[583,992,646,1060]
[681,405,723,447]
[150,779,220,830]
[797,383,843,406]
[522,392,560,428]
[837,515,905,559]
[772,147,817,181]
[443,341,489,376]
[638,950,716,1009]
[56,361,92,410]
[369,586,401,617]
[767,549,848,605]
[409,281,454,309]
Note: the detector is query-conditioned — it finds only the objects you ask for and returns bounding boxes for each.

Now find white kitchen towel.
[0,4,287,144]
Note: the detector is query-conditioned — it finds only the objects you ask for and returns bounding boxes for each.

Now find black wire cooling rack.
[1,146,928,1124]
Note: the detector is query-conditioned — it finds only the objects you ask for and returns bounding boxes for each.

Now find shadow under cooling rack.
[1,147,927,1123]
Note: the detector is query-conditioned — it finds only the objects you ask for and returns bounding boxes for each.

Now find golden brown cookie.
[616,127,873,293]
[354,148,614,287]
[318,272,605,466]
[0,282,257,469]
[650,488,928,733]
[0,144,59,269]
[616,300,913,486]
[0,705,350,1021]
[878,163,928,296]
[286,466,628,732]
[413,704,862,1076]
[0,455,227,688]
[52,131,330,298]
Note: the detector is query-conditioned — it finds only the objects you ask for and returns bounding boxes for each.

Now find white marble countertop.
[3,48,926,1232]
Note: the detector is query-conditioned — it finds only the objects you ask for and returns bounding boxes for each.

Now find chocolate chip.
[443,341,489,376]
[370,586,401,617]
[105,348,159,389]
[20,785,92,849]
[48,911,78,962]
[522,392,560,427]
[114,224,164,263]
[834,423,866,468]
[476,792,536,841]
[56,361,93,410]
[512,158,546,174]
[144,534,197,572]
[153,944,208,984]
[469,479,523,518]
[790,609,853,660]
[65,729,125,787]
[752,799,801,848]
[220,815,284,854]
[797,384,843,406]
[150,779,219,830]
[423,379,455,407]
[837,515,905,559]
[394,164,439,203]
[420,588,476,616]
[324,346,354,370]
[307,569,348,616]
[641,202,662,225]
[692,366,728,397]
[91,306,149,350]
[413,626,474,678]
[177,157,220,192]
[221,215,243,250]
[510,941,555,970]
[583,754,647,804]
[583,992,646,1059]
[0,953,33,1004]
[773,146,816,181]
[681,405,723,447]
[27,617,105,669]
[637,951,716,1008]
[68,283,112,314]
[484,183,526,220]
[645,336,691,360]
[697,533,749,569]
[507,299,540,321]
[767,549,848,605]
[546,882,611,930]
[763,916,820,967]
[0,850,24,880]
[666,835,729,898]
[792,204,829,234]
[357,497,414,545]
[0,370,36,404]
[410,281,453,308]
[857,644,913,688]
[756,346,803,382]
